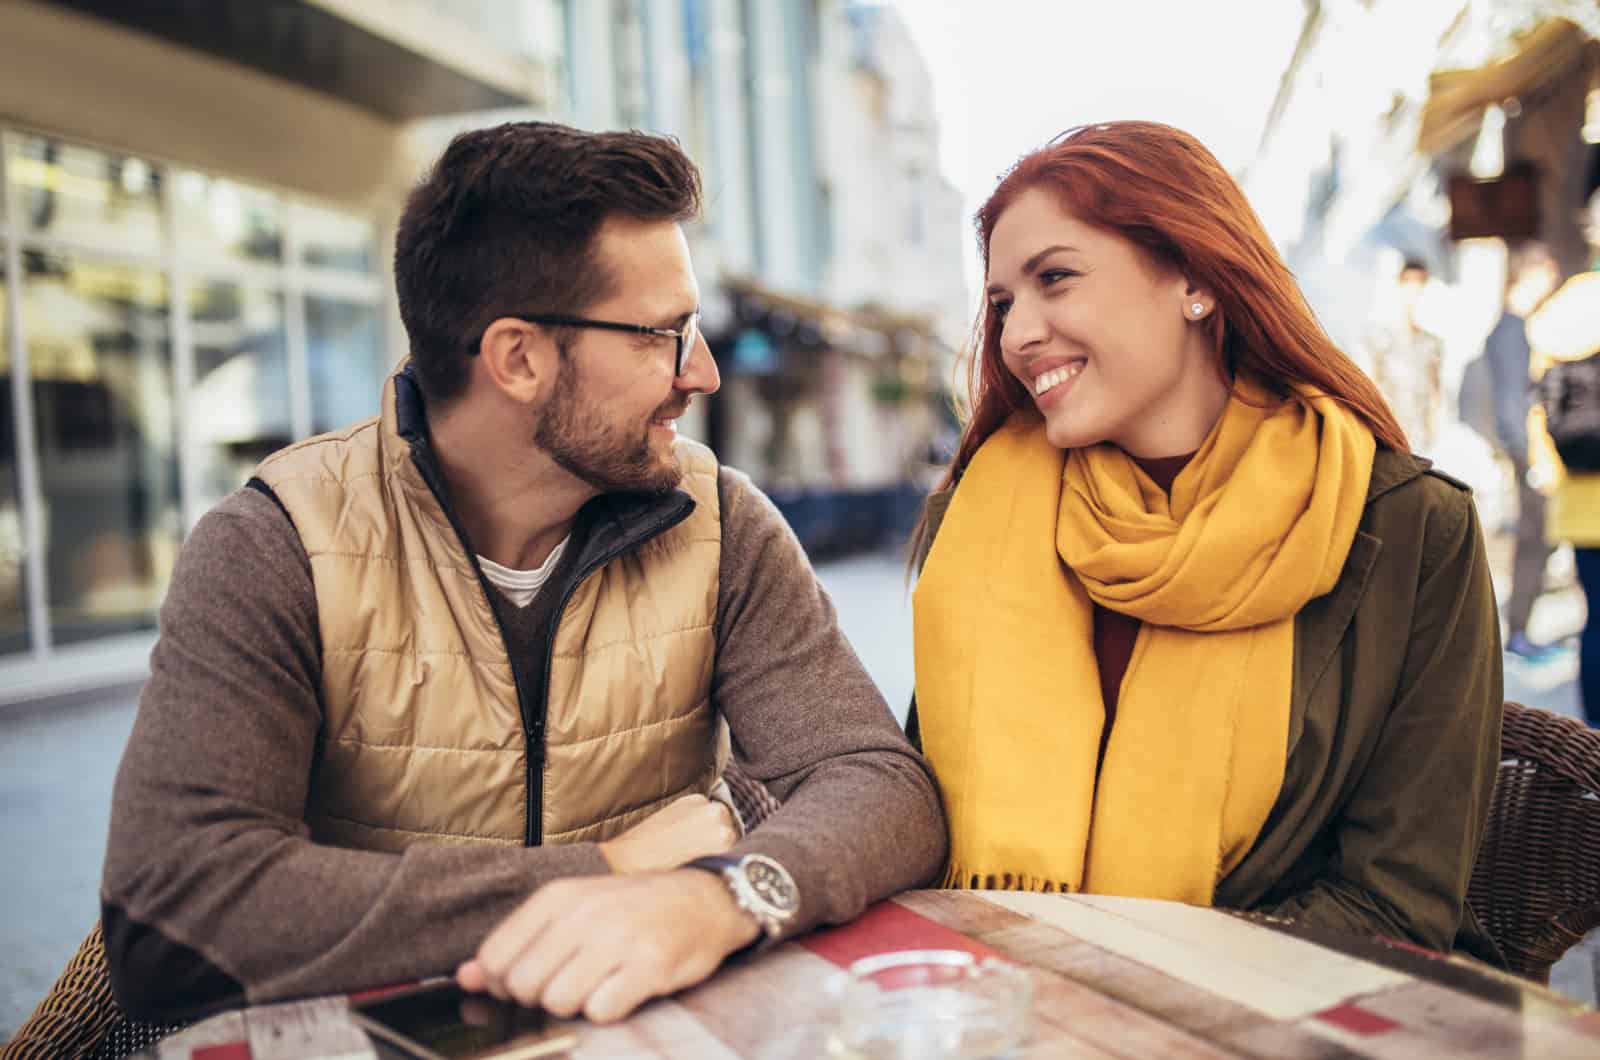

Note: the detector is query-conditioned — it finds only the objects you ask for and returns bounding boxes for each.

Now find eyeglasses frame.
[486,312,701,377]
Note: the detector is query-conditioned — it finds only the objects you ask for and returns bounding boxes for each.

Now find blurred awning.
[719,275,947,361]
[1418,18,1598,155]
[39,0,550,120]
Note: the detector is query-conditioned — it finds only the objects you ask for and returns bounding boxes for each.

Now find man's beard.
[534,366,685,495]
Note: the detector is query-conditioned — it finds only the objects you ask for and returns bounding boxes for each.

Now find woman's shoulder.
[1367,448,1471,509]
[1364,449,1478,571]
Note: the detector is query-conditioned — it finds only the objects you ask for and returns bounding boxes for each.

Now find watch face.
[743,857,799,913]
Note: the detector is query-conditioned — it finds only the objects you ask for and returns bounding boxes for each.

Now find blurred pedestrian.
[907,121,1502,962]
[1475,243,1561,659]
[1362,258,1444,454]
[1531,269,1600,727]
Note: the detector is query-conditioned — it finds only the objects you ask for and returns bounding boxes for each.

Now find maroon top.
[1092,451,1195,759]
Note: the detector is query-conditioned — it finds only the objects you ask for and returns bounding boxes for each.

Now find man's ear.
[477,317,557,404]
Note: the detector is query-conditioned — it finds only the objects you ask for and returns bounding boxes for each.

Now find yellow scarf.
[913,379,1375,903]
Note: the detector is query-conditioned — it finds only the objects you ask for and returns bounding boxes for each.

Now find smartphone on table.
[350,978,578,1060]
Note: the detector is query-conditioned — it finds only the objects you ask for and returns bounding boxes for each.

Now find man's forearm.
[100,490,615,1021]
[710,466,949,936]
[102,813,608,1021]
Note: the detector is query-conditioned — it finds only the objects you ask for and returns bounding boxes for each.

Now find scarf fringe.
[941,862,1072,894]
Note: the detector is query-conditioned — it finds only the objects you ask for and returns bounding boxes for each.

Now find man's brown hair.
[394,121,702,403]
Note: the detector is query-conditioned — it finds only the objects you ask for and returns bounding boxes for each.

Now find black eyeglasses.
[497,312,701,376]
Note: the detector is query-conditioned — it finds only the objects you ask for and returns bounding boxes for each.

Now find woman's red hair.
[932,121,1406,507]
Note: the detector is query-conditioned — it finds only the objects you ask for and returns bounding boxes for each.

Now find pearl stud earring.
[1190,303,1205,316]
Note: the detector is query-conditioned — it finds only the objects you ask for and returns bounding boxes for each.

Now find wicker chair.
[1467,700,1600,984]
[0,920,183,1060]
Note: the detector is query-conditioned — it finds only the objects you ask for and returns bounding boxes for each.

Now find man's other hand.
[598,793,737,874]
[456,870,762,1022]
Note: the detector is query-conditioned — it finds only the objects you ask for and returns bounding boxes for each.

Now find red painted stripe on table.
[1314,1002,1400,1036]
[347,977,447,1005]
[799,899,1004,968]
[192,1044,252,1060]
[1374,935,1446,961]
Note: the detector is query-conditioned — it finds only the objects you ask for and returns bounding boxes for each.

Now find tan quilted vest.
[254,374,723,853]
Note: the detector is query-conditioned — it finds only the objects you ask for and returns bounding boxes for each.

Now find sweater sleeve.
[100,488,609,1023]
[1257,485,1503,951]
[710,468,948,936]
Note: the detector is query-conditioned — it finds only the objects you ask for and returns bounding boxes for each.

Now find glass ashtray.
[823,949,1034,1060]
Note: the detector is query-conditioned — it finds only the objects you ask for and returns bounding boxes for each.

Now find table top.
[572,889,1600,1059]
[151,889,1600,1059]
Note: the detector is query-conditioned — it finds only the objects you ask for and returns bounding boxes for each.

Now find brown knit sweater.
[100,466,947,1021]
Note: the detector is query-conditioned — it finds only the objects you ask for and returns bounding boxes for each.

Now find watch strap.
[684,854,742,874]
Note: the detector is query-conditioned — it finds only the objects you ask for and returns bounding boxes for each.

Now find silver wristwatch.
[687,853,800,939]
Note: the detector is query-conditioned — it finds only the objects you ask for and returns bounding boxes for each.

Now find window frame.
[0,124,388,685]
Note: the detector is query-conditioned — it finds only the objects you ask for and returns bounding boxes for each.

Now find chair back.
[1467,701,1600,982]
[0,920,183,1060]
[1,921,119,1060]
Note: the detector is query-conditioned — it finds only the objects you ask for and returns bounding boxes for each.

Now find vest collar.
[392,362,432,451]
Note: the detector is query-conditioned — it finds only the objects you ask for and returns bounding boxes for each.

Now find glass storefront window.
[308,297,387,434]
[189,283,290,509]
[0,127,385,675]
[23,250,178,645]
[173,171,285,266]
[7,135,163,255]
[0,250,31,655]
[295,202,378,273]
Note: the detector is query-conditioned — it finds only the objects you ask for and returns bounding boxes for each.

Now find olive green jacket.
[911,448,1504,962]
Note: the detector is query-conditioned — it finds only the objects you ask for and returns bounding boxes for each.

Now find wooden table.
[149,890,1600,1058]
[569,889,1600,1059]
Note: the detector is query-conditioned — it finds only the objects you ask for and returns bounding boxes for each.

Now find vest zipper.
[407,437,699,847]
[397,378,704,848]
[525,502,695,845]
[405,447,549,847]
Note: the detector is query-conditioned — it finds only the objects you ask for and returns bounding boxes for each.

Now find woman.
[909,121,1502,960]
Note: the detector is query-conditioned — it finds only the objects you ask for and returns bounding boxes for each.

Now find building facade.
[0,0,968,701]
[1243,0,1598,518]
[567,0,969,552]
[1246,0,1598,355]
[0,0,564,701]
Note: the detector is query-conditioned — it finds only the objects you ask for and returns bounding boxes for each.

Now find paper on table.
[975,891,1410,1021]
[146,996,376,1060]
[148,1010,246,1057]
[245,997,376,1060]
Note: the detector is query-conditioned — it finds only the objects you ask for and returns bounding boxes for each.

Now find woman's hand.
[598,793,738,874]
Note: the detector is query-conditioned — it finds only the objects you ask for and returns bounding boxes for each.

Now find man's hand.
[598,793,738,874]
[456,870,762,1022]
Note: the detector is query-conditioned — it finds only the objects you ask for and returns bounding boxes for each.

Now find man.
[1364,257,1444,456]
[1480,242,1561,659]
[100,122,946,1025]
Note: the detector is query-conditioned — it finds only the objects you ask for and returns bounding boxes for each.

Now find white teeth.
[1033,362,1083,396]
